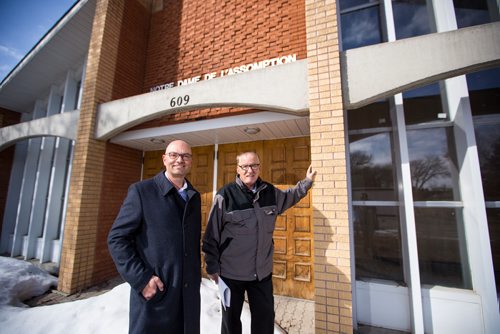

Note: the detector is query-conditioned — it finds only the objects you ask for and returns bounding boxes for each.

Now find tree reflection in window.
[407,128,460,201]
[349,133,397,201]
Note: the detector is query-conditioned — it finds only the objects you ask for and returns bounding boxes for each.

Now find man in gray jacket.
[202,151,316,334]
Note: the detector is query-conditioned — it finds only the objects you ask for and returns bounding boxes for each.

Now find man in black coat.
[108,139,201,334]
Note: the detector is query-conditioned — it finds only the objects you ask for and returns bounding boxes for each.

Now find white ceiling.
[111,111,311,151]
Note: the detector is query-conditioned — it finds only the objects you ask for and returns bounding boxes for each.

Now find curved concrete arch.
[0,110,79,151]
[342,22,500,109]
[95,60,309,140]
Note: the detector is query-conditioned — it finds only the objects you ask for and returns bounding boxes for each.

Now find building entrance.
[142,137,314,299]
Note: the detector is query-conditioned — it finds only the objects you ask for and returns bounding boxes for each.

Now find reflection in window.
[354,206,404,283]
[415,208,471,289]
[486,209,500,295]
[475,121,500,201]
[454,0,490,28]
[341,5,382,50]
[350,132,397,201]
[407,128,460,201]
[393,0,430,40]
[403,83,446,124]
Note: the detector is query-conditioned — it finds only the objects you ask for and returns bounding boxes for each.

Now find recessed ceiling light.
[150,138,165,144]
[244,127,260,135]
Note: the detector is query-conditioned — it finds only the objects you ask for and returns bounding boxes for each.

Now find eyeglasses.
[238,164,260,171]
[166,152,192,161]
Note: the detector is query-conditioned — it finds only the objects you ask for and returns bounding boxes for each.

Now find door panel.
[218,137,314,299]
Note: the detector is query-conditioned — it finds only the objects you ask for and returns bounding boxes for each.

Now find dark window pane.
[415,207,471,289]
[475,120,500,201]
[354,206,404,283]
[403,83,446,124]
[341,6,382,50]
[339,0,379,11]
[407,128,460,201]
[454,0,490,28]
[486,208,500,296]
[349,132,397,201]
[393,0,430,40]
[467,68,500,117]
[347,100,391,130]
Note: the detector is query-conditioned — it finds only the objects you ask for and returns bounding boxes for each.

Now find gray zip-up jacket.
[202,176,313,281]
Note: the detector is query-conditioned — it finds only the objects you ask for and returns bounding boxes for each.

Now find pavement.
[274,294,315,333]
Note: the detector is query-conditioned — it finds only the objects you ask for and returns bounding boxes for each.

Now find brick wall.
[92,143,143,284]
[111,0,150,100]
[0,108,21,236]
[89,0,151,284]
[58,0,127,294]
[138,0,307,128]
[305,1,353,333]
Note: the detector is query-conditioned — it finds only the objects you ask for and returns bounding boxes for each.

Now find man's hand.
[141,275,164,300]
[306,165,317,181]
[208,273,219,284]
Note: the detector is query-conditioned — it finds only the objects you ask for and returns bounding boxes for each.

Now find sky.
[0,0,77,82]
[0,256,283,333]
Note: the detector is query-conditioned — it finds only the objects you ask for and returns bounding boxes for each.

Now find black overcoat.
[108,171,201,334]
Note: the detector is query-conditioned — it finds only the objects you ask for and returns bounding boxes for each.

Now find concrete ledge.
[95,60,309,140]
[342,22,500,109]
[0,110,79,150]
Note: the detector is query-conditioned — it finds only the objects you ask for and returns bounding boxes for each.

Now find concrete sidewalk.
[274,294,315,333]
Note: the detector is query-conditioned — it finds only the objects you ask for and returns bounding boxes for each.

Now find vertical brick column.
[58,0,125,294]
[305,1,352,333]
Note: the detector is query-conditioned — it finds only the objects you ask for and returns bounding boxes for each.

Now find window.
[454,0,491,28]
[470,67,500,295]
[340,1,382,50]
[407,127,460,201]
[415,207,471,288]
[403,83,447,124]
[349,100,403,282]
[392,0,430,39]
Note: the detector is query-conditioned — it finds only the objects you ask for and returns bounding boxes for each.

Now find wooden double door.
[143,137,314,299]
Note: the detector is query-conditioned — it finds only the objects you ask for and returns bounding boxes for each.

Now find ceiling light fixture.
[243,127,261,135]
[150,138,165,144]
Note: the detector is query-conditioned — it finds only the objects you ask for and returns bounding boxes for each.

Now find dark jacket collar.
[154,171,195,197]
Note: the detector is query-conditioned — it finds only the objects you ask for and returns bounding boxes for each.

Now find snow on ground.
[0,256,282,333]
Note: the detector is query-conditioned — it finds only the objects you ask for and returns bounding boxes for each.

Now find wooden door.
[143,151,164,179]
[217,137,314,299]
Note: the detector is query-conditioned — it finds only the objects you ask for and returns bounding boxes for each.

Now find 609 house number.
[170,95,190,107]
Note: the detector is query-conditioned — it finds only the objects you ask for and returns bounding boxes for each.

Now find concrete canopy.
[95,60,310,141]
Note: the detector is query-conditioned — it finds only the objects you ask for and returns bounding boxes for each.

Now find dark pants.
[220,274,275,334]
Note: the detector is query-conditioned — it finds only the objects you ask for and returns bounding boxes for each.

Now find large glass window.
[350,132,397,201]
[470,67,500,295]
[392,0,431,40]
[415,208,471,289]
[349,101,397,202]
[349,100,403,282]
[407,127,460,201]
[403,83,447,124]
[353,206,404,283]
[340,1,382,50]
[454,0,491,28]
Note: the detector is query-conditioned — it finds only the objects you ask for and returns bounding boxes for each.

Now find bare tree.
[411,155,450,190]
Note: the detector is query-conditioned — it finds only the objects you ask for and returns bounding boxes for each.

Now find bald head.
[162,140,193,187]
